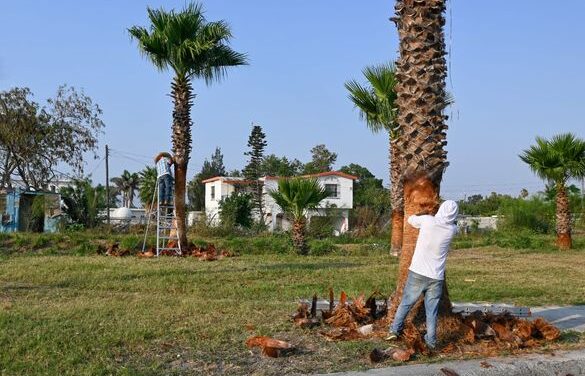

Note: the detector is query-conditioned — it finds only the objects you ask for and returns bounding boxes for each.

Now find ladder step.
[158,248,181,251]
[159,236,179,240]
[158,226,176,230]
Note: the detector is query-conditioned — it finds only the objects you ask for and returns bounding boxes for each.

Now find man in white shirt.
[155,152,174,206]
[387,200,459,349]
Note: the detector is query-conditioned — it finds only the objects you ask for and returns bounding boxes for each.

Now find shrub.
[308,216,336,239]
[218,192,253,229]
[308,239,337,256]
[31,234,50,250]
[498,197,554,234]
[119,235,141,250]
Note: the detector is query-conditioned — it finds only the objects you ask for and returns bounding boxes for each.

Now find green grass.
[1,241,585,375]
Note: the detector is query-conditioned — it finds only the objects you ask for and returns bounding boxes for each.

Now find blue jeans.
[158,174,173,204]
[390,271,443,348]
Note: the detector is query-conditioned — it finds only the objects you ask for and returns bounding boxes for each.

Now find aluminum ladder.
[142,179,182,256]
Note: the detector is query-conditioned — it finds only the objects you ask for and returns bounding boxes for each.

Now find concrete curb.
[319,349,585,375]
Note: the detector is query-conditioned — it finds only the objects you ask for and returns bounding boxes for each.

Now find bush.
[308,239,337,256]
[119,235,141,250]
[218,192,253,229]
[31,234,50,250]
[498,197,554,234]
[308,216,335,239]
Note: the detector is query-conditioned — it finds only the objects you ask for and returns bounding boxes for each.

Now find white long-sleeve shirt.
[407,201,459,280]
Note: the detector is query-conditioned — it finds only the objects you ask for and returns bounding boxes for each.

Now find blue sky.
[1,1,584,199]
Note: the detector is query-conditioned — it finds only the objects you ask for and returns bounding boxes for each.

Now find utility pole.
[105,144,110,225]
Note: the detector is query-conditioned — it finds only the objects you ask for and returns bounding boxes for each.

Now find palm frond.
[129,2,247,83]
[269,178,328,221]
[345,62,398,135]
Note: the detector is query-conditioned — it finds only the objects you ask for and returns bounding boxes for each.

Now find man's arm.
[407,215,424,229]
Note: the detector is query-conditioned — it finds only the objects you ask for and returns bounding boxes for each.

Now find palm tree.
[345,63,402,256]
[269,178,329,255]
[138,166,157,211]
[129,2,247,247]
[387,0,452,322]
[110,170,140,208]
[520,133,585,249]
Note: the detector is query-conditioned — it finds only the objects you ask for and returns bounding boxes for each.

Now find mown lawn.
[1,246,584,375]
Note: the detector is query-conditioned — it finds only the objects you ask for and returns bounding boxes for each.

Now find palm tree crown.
[269,178,329,221]
[110,170,140,208]
[520,133,585,183]
[128,3,247,83]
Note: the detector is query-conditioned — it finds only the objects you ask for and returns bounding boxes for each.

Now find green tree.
[243,124,267,222]
[219,191,253,229]
[345,63,403,255]
[340,163,386,209]
[129,2,247,247]
[110,170,140,208]
[260,154,304,177]
[187,147,226,211]
[138,166,157,210]
[520,133,585,249]
[60,178,110,228]
[269,178,329,255]
[303,144,337,174]
[0,86,104,190]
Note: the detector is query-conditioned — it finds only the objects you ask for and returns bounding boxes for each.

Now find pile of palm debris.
[291,289,561,363]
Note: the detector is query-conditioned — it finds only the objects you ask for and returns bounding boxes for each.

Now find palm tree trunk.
[556,182,572,249]
[390,132,404,256]
[292,218,308,255]
[387,0,451,324]
[171,75,194,249]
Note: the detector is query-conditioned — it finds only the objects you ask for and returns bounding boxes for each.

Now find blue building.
[0,188,62,233]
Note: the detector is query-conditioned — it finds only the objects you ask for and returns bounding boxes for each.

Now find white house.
[202,171,356,234]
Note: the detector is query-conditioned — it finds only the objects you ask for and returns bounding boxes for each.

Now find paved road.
[531,305,585,332]
[321,349,585,376]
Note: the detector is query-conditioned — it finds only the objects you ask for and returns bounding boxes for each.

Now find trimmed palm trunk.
[171,75,193,249]
[556,182,572,249]
[292,218,308,255]
[387,0,451,323]
[389,133,404,256]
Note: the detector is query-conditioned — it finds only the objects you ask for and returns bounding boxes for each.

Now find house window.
[325,184,339,198]
[211,186,216,201]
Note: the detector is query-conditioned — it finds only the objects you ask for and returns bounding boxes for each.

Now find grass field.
[1,240,585,375]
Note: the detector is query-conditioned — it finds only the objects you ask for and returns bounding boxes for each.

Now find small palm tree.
[138,166,157,211]
[520,133,585,249]
[110,170,139,208]
[269,178,329,255]
[345,63,402,255]
[129,2,247,247]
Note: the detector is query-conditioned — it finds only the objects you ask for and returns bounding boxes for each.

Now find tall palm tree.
[269,178,329,255]
[129,2,247,247]
[110,170,140,208]
[520,133,585,249]
[345,63,403,256]
[387,0,452,323]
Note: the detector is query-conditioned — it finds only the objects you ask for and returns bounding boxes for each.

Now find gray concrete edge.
[318,348,585,376]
